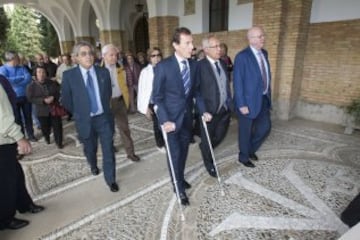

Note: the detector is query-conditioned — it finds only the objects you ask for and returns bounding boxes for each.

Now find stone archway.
[133,14,149,54]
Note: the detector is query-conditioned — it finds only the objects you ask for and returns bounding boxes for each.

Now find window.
[209,0,229,32]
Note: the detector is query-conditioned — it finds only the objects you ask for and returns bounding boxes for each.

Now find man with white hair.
[101,44,140,162]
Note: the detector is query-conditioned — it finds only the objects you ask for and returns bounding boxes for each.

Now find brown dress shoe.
[127,154,140,162]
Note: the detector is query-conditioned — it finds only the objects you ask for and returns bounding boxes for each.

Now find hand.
[239,106,249,115]
[145,108,153,120]
[202,112,212,122]
[163,121,176,133]
[17,138,32,155]
[44,96,54,104]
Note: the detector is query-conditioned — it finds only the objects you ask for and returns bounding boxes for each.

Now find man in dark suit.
[195,35,232,177]
[61,41,118,192]
[152,27,197,205]
[233,26,272,168]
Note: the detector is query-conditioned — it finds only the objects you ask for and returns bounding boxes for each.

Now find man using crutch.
[195,35,232,178]
[152,27,197,206]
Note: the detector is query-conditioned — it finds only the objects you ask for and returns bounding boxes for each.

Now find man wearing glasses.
[233,26,272,168]
[195,35,232,178]
[61,41,118,192]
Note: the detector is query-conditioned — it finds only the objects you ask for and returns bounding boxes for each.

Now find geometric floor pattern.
[1,114,359,240]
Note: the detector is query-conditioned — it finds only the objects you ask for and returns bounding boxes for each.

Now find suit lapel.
[170,56,186,95]
[246,47,262,81]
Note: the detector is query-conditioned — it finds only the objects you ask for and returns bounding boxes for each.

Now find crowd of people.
[0,25,274,230]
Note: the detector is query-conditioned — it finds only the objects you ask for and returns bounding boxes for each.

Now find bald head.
[247,26,265,50]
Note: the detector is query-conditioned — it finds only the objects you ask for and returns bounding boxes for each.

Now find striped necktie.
[181,60,190,95]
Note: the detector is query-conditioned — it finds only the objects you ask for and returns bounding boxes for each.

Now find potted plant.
[344,98,360,134]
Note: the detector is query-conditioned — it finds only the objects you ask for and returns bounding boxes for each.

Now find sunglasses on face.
[78,51,94,57]
[151,54,161,58]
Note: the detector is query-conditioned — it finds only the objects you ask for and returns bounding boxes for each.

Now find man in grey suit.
[61,41,118,192]
[195,35,232,178]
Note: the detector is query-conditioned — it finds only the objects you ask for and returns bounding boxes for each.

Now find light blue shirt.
[79,66,104,116]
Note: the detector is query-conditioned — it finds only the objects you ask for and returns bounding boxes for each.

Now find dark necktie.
[214,61,221,76]
[257,51,267,92]
[181,60,190,95]
[86,71,98,114]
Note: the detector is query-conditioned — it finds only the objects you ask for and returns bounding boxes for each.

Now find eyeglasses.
[78,51,94,57]
[151,54,161,58]
[207,45,221,49]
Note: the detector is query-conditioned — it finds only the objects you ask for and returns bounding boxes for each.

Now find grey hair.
[101,44,119,57]
[72,41,95,56]
[202,34,216,49]
[4,51,18,61]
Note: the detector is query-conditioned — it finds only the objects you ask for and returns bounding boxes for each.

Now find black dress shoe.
[28,136,38,142]
[56,144,64,149]
[91,167,99,176]
[207,167,218,178]
[127,154,140,162]
[4,218,29,230]
[241,161,256,168]
[109,183,119,192]
[184,180,192,189]
[19,203,45,214]
[249,153,258,161]
[179,192,190,206]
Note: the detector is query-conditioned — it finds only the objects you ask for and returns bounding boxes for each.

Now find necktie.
[214,61,221,76]
[86,71,98,114]
[181,60,190,95]
[257,51,267,92]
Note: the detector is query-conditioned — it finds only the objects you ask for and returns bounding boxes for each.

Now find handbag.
[50,102,68,117]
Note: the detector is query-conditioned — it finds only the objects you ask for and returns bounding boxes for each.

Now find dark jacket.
[26,79,60,117]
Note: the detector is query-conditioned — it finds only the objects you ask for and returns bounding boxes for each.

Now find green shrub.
[346,98,360,124]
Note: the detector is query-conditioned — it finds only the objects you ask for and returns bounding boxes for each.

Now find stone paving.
[1,114,359,240]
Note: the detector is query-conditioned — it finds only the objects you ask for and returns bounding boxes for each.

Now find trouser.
[38,115,63,146]
[14,96,35,138]
[199,107,231,170]
[111,97,135,156]
[149,104,164,148]
[82,114,116,185]
[237,96,271,162]
[0,144,33,228]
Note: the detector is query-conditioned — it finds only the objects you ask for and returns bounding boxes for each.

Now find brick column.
[148,16,179,57]
[99,30,125,49]
[60,40,75,54]
[253,0,312,120]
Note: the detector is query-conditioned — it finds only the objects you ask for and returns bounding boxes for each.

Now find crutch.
[201,116,226,196]
[161,125,186,221]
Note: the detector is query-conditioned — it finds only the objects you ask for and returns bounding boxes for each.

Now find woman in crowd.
[26,66,63,149]
[137,47,165,152]
[124,52,141,113]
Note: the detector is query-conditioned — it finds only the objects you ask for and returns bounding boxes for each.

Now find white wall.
[179,0,207,34]
[311,0,360,23]
[228,1,253,30]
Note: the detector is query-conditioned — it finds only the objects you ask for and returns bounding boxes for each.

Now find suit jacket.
[233,46,271,119]
[195,58,232,115]
[152,55,197,132]
[61,65,113,139]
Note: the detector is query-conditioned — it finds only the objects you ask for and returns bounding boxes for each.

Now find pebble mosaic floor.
[11,114,360,239]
